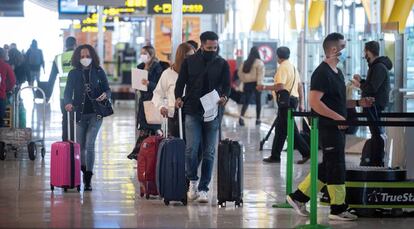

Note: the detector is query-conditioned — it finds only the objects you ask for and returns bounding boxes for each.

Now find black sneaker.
[263,156,280,163]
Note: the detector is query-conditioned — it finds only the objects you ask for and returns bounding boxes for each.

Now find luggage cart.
[0,86,46,161]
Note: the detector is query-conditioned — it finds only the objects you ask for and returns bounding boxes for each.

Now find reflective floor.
[1,95,414,228]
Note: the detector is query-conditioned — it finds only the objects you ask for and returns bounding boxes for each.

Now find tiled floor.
[1,94,414,228]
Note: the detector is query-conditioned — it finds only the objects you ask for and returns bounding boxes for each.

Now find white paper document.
[200,90,220,122]
[131,68,148,91]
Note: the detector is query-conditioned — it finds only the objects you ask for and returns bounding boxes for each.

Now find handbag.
[84,70,114,118]
[276,66,296,109]
[143,101,163,125]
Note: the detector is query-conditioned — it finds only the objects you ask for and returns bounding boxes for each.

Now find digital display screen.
[58,0,87,14]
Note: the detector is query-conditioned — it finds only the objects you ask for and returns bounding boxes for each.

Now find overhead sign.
[147,0,225,15]
[0,0,24,17]
[78,0,146,7]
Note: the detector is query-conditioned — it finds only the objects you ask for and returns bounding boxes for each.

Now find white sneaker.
[286,195,309,217]
[329,211,358,221]
[187,181,199,201]
[198,191,209,203]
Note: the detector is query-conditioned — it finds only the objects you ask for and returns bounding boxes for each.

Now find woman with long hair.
[238,46,265,126]
[152,42,194,137]
[127,45,164,160]
[64,44,111,191]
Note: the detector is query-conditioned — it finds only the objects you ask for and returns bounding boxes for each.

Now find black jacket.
[175,50,231,117]
[64,66,111,121]
[361,56,392,110]
[136,61,163,130]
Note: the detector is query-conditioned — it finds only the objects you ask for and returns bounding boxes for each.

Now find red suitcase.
[137,135,163,199]
[50,112,81,192]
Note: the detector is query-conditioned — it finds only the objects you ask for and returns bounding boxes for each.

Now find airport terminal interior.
[1,0,414,228]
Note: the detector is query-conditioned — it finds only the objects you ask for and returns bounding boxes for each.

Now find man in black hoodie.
[353,41,393,166]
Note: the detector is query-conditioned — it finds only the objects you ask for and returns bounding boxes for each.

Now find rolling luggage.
[137,135,163,199]
[156,109,187,206]
[217,139,243,207]
[50,112,81,192]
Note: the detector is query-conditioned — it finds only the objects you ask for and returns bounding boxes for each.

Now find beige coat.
[238,59,265,84]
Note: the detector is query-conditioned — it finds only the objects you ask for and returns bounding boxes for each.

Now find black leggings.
[240,84,261,119]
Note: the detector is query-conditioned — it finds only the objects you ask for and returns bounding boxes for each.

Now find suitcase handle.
[67,111,77,142]
[178,108,183,139]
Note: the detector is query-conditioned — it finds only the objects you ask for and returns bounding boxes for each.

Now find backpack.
[28,49,42,66]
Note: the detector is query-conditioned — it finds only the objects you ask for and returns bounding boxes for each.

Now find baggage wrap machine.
[320,114,414,216]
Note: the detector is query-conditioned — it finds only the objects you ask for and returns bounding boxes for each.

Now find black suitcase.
[217,139,243,207]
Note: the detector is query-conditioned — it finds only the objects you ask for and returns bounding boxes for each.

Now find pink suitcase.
[50,112,81,192]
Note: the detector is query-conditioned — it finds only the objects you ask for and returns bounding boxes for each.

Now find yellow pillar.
[381,0,395,23]
[308,0,325,29]
[289,0,297,30]
[361,0,373,23]
[388,0,414,33]
[251,0,270,32]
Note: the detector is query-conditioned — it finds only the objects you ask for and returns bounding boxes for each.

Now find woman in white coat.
[152,42,195,137]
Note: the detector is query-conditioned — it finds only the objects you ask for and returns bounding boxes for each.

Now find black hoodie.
[361,56,393,110]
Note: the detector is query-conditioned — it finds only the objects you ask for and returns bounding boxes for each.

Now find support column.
[97,6,104,64]
[171,0,183,62]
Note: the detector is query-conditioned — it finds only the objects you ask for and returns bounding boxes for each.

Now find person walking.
[0,48,16,127]
[259,47,310,164]
[152,42,194,137]
[238,46,265,126]
[175,31,231,203]
[49,36,77,141]
[25,39,45,85]
[287,33,374,221]
[64,44,111,191]
[126,45,163,160]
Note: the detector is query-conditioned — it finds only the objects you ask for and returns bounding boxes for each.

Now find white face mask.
[140,54,149,63]
[80,58,92,67]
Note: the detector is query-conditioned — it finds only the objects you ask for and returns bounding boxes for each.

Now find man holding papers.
[175,31,231,203]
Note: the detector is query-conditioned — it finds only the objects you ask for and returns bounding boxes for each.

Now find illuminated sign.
[147,0,225,14]
[59,0,87,14]
[78,0,146,7]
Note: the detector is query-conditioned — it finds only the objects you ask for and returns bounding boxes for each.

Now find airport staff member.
[287,33,374,221]
[49,36,77,141]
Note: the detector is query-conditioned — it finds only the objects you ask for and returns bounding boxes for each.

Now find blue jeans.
[185,114,220,192]
[0,99,6,127]
[76,114,103,172]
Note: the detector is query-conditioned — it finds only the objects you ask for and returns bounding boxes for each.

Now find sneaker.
[296,156,310,164]
[198,191,209,203]
[328,211,358,221]
[187,181,199,201]
[286,195,309,217]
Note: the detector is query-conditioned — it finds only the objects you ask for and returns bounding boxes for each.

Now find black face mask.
[202,50,217,62]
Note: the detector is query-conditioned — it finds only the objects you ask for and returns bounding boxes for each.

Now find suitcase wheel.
[182,199,187,206]
[164,200,170,206]
[64,188,68,192]
[41,147,46,158]
[145,194,150,199]
[50,185,54,191]
[0,142,6,160]
[28,142,37,161]
[218,201,226,208]
[77,186,81,192]
[235,199,243,208]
